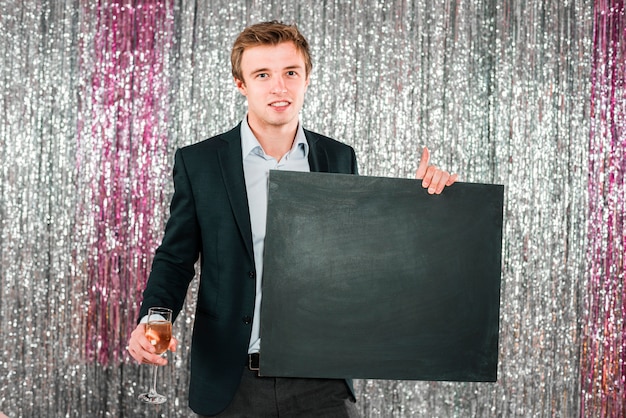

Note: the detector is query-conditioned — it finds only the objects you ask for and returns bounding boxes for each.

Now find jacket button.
[248,271,255,279]
[242,316,252,324]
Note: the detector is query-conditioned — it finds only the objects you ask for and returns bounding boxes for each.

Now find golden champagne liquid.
[145,321,172,354]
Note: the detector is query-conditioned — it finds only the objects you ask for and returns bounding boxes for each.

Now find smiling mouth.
[270,101,290,107]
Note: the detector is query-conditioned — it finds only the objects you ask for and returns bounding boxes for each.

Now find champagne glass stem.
[150,364,159,397]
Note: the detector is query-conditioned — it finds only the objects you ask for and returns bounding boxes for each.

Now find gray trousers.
[200,367,360,417]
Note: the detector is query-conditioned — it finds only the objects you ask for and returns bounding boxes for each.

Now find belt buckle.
[248,353,260,375]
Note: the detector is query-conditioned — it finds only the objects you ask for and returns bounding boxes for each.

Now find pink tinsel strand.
[78,0,173,365]
[582,0,626,417]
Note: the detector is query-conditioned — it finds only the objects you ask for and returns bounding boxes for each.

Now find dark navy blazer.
[139,123,359,415]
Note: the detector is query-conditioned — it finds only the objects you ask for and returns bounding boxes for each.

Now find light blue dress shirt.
[240,116,310,353]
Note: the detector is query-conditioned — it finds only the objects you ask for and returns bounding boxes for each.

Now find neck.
[247,118,299,160]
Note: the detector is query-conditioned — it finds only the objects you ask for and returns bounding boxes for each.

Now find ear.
[235,78,247,96]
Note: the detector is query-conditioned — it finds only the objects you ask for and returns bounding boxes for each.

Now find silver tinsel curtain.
[0,0,624,417]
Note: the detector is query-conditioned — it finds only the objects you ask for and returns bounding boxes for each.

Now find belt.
[248,352,260,373]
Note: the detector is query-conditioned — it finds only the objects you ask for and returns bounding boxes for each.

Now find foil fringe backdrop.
[0,0,621,417]
[74,0,174,366]
[582,0,626,416]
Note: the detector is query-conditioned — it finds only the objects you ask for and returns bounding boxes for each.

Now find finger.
[134,325,159,354]
[128,325,147,359]
[431,170,446,193]
[132,333,154,355]
[132,346,167,366]
[446,173,458,186]
[169,337,179,353]
[422,165,437,190]
[128,324,166,365]
[127,341,151,364]
[148,354,168,366]
[415,147,430,179]
[138,338,168,365]
[427,169,450,194]
[142,355,168,366]
[127,341,150,364]
[429,170,447,195]
[434,172,451,194]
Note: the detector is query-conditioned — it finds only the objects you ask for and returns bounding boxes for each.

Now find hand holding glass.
[138,307,172,404]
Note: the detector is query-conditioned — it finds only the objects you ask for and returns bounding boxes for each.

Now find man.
[127,21,457,417]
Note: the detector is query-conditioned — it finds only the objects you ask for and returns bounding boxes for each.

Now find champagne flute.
[138,307,172,404]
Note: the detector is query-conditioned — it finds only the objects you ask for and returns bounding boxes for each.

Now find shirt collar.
[241,115,309,160]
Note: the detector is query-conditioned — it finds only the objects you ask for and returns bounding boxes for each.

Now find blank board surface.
[260,171,504,381]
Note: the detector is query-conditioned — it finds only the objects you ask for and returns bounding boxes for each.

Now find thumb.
[415,147,430,179]
[169,336,179,352]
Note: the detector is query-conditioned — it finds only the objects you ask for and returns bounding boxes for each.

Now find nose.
[270,77,287,94]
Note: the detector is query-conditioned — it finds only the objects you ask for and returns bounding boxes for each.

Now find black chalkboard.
[260,171,503,381]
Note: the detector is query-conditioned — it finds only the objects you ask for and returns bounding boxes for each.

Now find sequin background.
[0,0,623,417]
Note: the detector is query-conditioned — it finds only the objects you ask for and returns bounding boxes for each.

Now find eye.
[256,73,269,79]
[286,71,297,77]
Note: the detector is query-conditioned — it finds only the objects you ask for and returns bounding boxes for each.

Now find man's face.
[235,41,310,133]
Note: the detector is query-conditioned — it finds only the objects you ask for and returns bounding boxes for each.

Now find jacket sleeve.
[138,148,201,322]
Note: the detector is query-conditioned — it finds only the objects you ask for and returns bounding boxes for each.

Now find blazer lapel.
[217,125,254,261]
[305,130,328,173]
[216,126,337,262]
